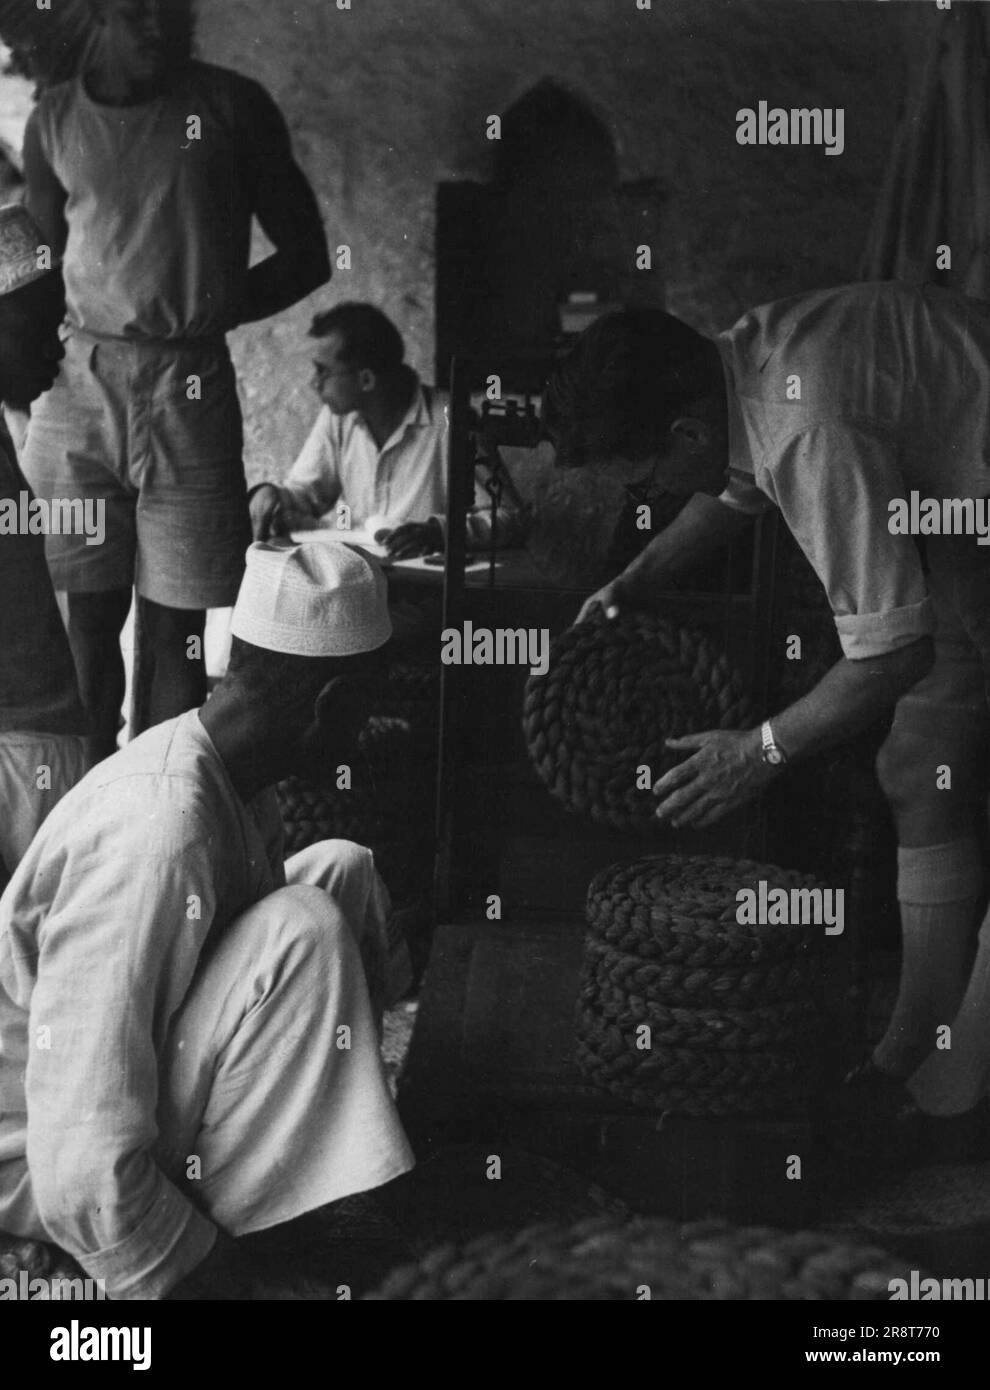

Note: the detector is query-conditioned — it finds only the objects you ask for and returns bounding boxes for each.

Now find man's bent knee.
[248,883,357,967]
[878,722,983,805]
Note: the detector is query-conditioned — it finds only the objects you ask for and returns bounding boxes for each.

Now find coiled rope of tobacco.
[522,610,753,830]
[276,777,388,853]
[576,855,825,1115]
[276,661,439,853]
[583,982,811,1050]
[586,856,821,963]
[364,1215,916,1301]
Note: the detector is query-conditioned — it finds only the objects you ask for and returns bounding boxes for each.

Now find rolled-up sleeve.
[23,793,222,1299]
[761,420,935,660]
[279,406,341,521]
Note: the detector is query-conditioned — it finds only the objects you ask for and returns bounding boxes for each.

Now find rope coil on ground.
[574,1043,809,1115]
[575,1006,806,1083]
[583,944,815,1005]
[522,611,753,830]
[577,855,825,1115]
[583,981,813,1051]
[364,1215,916,1300]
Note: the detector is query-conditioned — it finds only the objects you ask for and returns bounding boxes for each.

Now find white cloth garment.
[0,710,414,1300]
[278,378,523,549]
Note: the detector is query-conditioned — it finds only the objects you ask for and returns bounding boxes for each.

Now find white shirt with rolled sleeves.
[714,281,990,659]
[0,710,412,1300]
[278,378,523,549]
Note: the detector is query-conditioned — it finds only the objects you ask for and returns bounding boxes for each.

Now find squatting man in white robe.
[0,540,415,1300]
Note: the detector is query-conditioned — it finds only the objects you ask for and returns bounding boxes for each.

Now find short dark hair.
[223,636,385,719]
[543,308,719,468]
[87,0,196,30]
[310,302,405,376]
[225,637,331,710]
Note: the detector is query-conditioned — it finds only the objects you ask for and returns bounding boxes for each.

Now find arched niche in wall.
[436,79,665,381]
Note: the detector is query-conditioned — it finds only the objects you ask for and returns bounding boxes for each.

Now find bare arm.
[771,639,934,762]
[237,84,331,326]
[576,492,754,622]
[653,638,934,829]
[22,109,69,258]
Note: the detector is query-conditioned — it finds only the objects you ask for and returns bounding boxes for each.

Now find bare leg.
[65,589,133,763]
[134,598,208,735]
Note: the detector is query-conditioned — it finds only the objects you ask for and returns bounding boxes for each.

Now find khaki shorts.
[892,536,990,739]
[21,332,250,610]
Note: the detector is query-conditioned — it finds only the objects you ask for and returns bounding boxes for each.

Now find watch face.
[764,748,784,766]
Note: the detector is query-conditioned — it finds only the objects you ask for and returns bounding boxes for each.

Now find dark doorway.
[436,80,665,381]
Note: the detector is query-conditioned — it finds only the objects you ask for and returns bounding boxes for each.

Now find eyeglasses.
[313,361,357,383]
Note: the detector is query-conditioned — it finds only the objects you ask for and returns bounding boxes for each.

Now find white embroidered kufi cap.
[231,540,391,656]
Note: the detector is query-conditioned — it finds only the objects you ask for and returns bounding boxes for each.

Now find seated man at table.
[249,302,525,558]
[0,204,90,884]
[0,539,414,1300]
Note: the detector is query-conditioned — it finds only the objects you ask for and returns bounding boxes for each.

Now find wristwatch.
[760,719,788,767]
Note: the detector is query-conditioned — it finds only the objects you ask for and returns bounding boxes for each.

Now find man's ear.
[357,368,377,394]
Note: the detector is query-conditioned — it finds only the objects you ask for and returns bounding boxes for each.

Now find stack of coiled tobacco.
[275,660,439,901]
[576,855,825,1114]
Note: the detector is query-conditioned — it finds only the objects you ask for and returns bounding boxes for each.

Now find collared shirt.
[278,376,523,549]
[0,710,284,1300]
[715,281,990,659]
[0,413,86,736]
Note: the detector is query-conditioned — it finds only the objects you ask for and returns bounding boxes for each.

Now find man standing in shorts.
[22,0,331,759]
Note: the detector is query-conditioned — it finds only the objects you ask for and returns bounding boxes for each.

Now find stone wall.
[3,1,916,479]
[159,2,915,477]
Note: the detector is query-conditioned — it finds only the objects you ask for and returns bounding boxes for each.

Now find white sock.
[872,837,982,1081]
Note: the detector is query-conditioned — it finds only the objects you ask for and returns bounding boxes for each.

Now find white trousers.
[4,841,414,1247]
[153,842,415,1236]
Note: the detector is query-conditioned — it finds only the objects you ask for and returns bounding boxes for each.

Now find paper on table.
[288,527,494,573]
[289,526,391,560]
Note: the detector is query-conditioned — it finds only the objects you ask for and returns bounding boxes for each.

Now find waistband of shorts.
[67,326,228,354]
[0,727,88,749]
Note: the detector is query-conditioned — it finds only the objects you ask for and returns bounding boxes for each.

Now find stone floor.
[6,940,990,1299]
